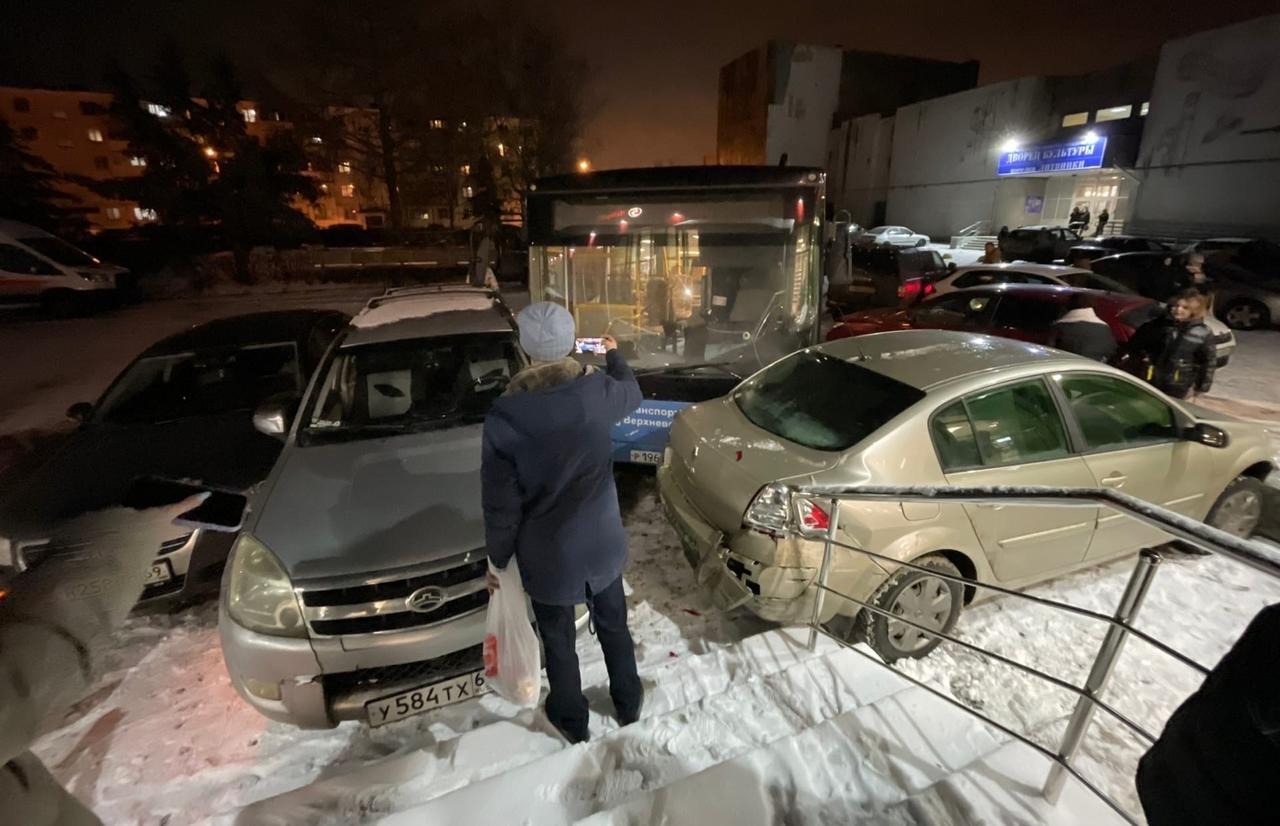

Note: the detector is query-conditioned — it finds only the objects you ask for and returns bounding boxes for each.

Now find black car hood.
[0,413,282,528]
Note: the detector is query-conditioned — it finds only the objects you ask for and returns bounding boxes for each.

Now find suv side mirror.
[253,395,298,439]
[1185,422,1228,448]
[66,402,93,424]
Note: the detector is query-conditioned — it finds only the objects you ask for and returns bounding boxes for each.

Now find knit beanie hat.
[516,302,576,362]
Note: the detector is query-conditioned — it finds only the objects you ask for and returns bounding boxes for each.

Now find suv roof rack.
[363,283,495,310]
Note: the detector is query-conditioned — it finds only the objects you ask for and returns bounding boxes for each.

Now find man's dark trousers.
[530,575,642,741]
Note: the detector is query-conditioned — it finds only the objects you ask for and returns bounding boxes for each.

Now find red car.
[827,283,1159,348]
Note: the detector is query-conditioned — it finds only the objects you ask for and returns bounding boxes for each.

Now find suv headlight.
[226,534,306,637]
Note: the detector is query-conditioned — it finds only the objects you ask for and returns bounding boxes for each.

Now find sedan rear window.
[733,350,924,451]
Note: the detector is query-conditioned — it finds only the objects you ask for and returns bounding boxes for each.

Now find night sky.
[3,0,1275,170]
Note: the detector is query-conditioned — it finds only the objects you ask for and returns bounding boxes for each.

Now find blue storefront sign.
[612,400,690,465]
[997,137,1108,176]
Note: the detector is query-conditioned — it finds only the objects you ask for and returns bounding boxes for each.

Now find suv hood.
[252,426,485,581]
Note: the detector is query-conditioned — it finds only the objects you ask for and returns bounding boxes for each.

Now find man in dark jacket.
[1047,295,1117,361]
[482,302,644,743]
[1137,290,1217,399]
[1136,603,1280,825]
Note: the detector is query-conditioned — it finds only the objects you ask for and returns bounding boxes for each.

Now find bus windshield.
[528,192,820,372]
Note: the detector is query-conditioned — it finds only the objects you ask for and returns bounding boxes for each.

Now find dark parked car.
[828,284,1157,352]
[1090,252,1196,302]
[0,310,348,605]
[1068,236,1168,262]
[999,225,1084,264]
[827,246,949,315]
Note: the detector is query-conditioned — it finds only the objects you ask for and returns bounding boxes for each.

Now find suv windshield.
[734,350,924,451]
[20,236,100,267]
[302,333,521,444]
[97,343,301,425]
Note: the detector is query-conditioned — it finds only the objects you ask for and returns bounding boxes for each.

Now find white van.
[0,219,126,314]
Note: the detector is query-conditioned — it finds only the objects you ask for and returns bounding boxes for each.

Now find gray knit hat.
[516,302,576,362]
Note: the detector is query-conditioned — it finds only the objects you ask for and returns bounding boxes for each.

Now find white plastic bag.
[483,561,541,707]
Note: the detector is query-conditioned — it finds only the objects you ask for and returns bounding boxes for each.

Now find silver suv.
[219,286,527,728]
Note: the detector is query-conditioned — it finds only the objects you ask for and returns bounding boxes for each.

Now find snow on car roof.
[951,263,1089,276]
[820,329,1084,391]
[345,290,513,345]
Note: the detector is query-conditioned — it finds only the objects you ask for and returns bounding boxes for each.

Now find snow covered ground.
[5,290,1280,824]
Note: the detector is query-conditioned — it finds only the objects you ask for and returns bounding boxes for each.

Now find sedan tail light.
[744,483,791,534]
[796,498,830,533]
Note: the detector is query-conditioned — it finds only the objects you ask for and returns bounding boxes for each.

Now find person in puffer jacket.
[1141,289,1217,400]
[1047,294,1117,362]
[1,496,205,826]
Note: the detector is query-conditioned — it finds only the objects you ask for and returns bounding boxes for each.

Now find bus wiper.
[636,362,744,380]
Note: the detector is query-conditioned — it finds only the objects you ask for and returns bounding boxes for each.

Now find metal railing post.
[807,498,841,652]
[1043,548,1163,803]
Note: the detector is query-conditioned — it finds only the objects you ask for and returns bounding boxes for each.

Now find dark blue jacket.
[482,351,642,605]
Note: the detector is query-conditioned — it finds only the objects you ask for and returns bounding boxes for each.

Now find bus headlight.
[226,534,306,638]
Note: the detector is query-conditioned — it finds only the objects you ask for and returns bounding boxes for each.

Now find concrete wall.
[762,44,843,168]
[827,114,894,227]
[885,77,1054,239]
[717,47,769,165]
[1130,15,1280,239]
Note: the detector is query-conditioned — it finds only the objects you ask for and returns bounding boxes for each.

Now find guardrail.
[749,484,1280,824]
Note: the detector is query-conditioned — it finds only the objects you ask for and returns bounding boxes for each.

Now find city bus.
[525,166,827,464]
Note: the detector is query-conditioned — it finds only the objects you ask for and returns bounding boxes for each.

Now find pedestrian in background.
[482,302,645,744]
[979,241,1003,264]
[1132,290,1217,400]
[1096,207,1110,237]
[1048,294,1117,362]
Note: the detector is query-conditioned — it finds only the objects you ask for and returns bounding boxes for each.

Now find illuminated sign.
[997,137,1108,176]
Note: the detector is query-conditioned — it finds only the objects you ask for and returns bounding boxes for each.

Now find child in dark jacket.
[1047,295,1117,362]
[1134,290,1217,400]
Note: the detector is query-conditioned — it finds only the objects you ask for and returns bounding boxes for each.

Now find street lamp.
[576,158,591,173]
[204,147,218,158]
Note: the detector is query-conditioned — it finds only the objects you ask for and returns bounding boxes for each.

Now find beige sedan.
[657,329,1273,662]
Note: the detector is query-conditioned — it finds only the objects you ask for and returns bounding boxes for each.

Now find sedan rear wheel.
[1206,476,1265,539]
[1220,299,1269,331]
[857,555,964,663]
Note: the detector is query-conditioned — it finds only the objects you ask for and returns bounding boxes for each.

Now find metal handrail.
[762,483,1280,824]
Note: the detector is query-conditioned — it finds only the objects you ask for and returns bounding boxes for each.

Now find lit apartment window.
[496,142,506,157]
[1139,101,1150,117]
[1095,105,1133,123]
[13,97,30,112]
[341,184,355,198]
[93,156,110,170]
[337,161,352,174]
[129,156,147,167]
[19,126,37,141]
[134,207,157,221]
[319,183,329,193]
[106,207,122,220]
[87,128,104,142]
[430,119,445,129]
[1061,112,1089,127]
[53,110,69,120]
[309,135,323,145]
[420,211,431,220]
[242,108,258,123]
[460,163,471,174]
[463,186,474,198]
[146,103,171,118]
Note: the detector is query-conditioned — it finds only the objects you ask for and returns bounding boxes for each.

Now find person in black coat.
[1136,603,1280,826]
[1047,294,1117,361]
[1140,290,1217,399]
[482,302,644,743]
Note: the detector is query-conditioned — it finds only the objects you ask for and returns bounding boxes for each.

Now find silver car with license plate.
[657,330,1273,663]
[220,286,581,729]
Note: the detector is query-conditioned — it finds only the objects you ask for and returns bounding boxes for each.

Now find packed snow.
[4,289,1280,825]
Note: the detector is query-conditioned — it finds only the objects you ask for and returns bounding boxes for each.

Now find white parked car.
[932,263,1237,365]
[857,226,931,248]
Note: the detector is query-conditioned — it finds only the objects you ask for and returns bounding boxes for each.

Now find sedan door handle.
[1100,473,1127,488]
[976,503,1004,510]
